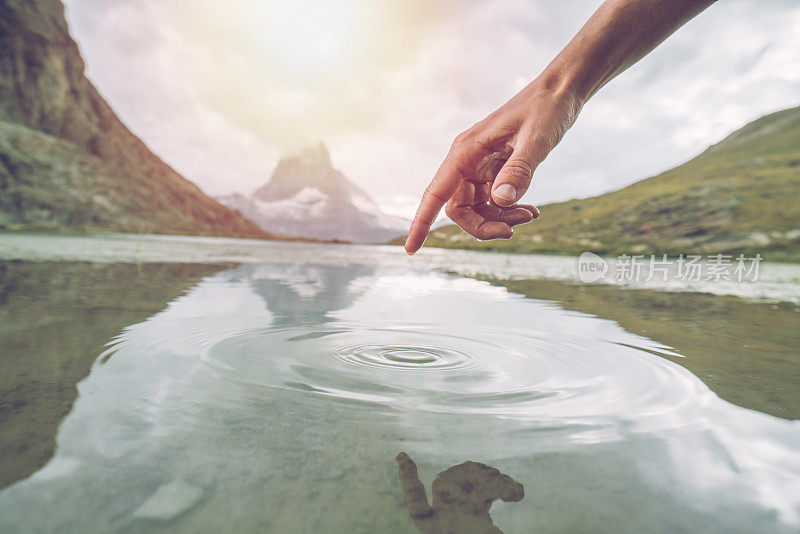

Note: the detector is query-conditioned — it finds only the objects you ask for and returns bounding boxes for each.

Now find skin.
[405,0,717,255]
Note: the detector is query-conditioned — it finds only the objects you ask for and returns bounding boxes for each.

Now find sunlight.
[256,0,362,80]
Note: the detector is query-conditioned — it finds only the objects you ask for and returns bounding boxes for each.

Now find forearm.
[405,0,718,254]
[540,0,716,104]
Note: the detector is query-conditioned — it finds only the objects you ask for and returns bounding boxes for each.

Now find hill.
[219,143,408,243]
[417,105,800,261]
[0,0,273,238]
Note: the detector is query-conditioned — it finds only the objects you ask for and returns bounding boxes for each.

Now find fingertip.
[491,183,518,207]
[502,221,514,239]
[499,208,533,226]
[477,222,513,241]
[404,232,422,255]
[515,204,539,219]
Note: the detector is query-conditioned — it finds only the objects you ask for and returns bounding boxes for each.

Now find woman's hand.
[404,77,582,254]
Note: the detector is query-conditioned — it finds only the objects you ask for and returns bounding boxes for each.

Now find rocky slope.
[0,0,272,238]
[219,144,408,243]
[418,105,800,261]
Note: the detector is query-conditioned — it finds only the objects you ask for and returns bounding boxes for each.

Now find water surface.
[0,234,799,533]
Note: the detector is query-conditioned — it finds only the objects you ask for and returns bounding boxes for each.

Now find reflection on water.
[396,452,524,534]
[0,240,799,533]
[230,262,374,327]
[480,277,800,420]
[0,261,225,489]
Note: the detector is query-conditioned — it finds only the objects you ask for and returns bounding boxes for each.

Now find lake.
[1,233,799,533]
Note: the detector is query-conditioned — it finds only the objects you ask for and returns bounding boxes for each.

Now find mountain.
[417,105,800,261]
[0,0,272,238]
[219,143,409,243]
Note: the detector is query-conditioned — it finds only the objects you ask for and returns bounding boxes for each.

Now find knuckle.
[412,214,432,228]
[423,184,448,203]
[527,134,552,157]
[502,159,534,181]
[452,128,489,154]
[452,130,473,147]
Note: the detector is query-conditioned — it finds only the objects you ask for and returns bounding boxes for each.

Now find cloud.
[63,0,800,205]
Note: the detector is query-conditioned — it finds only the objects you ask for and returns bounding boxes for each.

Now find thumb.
[491,137,545,207]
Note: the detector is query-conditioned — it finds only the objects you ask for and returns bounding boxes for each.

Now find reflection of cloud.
[64,0,800,207]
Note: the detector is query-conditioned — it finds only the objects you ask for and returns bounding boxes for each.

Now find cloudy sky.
[63,0,800,218]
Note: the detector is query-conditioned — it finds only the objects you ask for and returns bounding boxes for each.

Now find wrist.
[538,67,583,102]
[521,66,586,119]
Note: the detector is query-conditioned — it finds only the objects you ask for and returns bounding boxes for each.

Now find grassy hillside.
[0,120,278,237]
[419,106,800,261]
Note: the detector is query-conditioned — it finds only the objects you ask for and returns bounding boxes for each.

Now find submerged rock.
[132,480,203,521]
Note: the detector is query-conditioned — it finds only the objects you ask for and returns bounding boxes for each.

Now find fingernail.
[494,184,517,203]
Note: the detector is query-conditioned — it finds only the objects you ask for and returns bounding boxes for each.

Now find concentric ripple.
[202,321,708,434]
[332,344,469,369]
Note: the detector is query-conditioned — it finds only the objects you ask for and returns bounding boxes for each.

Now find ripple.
[332,344,468,369]
[201,323,707,434]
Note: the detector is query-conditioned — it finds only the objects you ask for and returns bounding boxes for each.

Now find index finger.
[404,144,486,255]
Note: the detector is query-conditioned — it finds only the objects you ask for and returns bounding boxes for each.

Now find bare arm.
[405,0,717,255]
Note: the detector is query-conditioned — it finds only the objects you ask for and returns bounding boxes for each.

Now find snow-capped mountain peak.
[219,143,409,243]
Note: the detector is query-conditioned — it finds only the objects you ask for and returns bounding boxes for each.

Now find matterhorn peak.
[219,144,409,243]
[297,142,330,164]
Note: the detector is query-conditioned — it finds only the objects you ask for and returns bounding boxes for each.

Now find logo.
[577,252,608,283]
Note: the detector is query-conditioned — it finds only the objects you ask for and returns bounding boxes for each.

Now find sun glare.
[256,1,362,81]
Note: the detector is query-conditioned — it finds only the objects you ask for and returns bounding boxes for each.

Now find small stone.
[133,480,203,521]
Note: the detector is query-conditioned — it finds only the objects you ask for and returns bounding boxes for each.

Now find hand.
[404,78,582,255]
[403,0,717,256]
